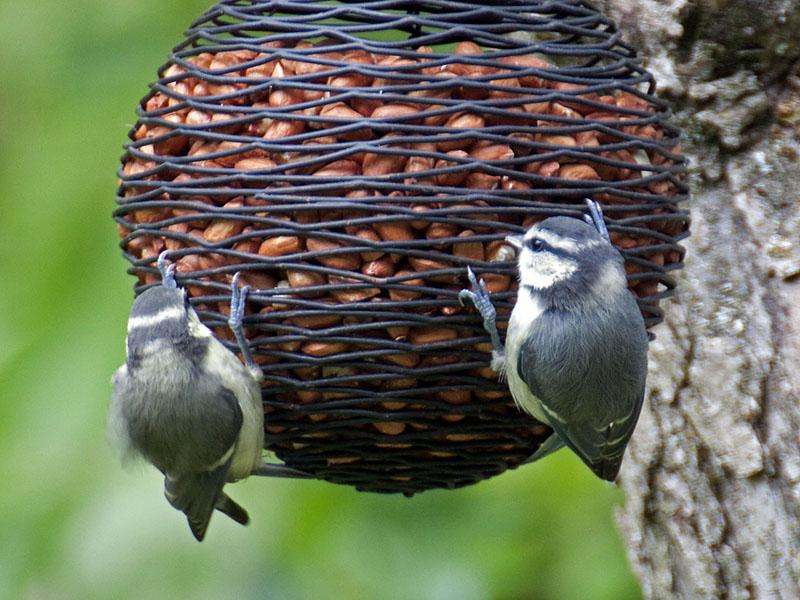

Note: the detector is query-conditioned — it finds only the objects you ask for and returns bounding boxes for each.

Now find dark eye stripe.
[524,236,573,258]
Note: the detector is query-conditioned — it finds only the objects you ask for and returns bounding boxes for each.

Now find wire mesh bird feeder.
[115,0,689,495]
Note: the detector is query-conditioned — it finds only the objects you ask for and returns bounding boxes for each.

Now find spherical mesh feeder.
[115,0,689,495]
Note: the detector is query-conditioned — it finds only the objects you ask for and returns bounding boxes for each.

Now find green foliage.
[0,1,642,598]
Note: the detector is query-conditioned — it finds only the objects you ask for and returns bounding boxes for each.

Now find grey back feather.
[111,352,243,475]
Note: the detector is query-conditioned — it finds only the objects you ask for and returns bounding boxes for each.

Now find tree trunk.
[591,1,800,597]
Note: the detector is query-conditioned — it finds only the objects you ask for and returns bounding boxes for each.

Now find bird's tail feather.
[522,432,565,465]
[164,458,234,542]
[215,493,249,526]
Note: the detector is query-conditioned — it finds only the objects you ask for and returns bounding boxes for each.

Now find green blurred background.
[0,1,642,598]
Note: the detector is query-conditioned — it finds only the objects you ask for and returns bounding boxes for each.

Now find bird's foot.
[458,267,505,360]
[157,251,177,288]
[583,198,610,242]
[229,273,260,376]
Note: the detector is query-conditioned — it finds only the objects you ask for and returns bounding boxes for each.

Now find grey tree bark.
[590,1,800,598]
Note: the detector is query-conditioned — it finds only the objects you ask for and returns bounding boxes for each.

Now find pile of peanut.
[117,39,685,476]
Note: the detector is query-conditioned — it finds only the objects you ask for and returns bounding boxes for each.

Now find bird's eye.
[529,238,545,252]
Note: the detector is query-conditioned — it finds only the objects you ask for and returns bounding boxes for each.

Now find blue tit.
[109,254,305,540]
[459,200,648,481]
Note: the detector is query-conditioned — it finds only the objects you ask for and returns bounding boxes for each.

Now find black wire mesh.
[115,0,689,495]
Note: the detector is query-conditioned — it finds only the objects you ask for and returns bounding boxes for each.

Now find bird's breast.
[504,290,549,423]
[202,338,265,480]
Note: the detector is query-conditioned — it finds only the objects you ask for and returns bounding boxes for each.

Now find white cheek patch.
[127,305,185,333]
[518,249,578,289]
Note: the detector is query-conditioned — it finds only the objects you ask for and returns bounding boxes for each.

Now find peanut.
[486,240,515,263]
[373,221,414,242]
[558,164,600,180]
[404,155,435,185]
[464,172,500,190]
[296,389,323,403]
[436,389,471,405]
[327,456,360,465]
[475,366,497,379]
[453,230,485,262]
[328,275,380,302]
[362,255,395,278]
[258,236,302,257]
[293,366,320,380]
[301,341,348,357]
[474,389,507,400]
[278,339,302,352]
[313,159,361,178]
[203,199,244,243]
[408,256,456,283]
[499,54,552,87]
[383,353,421,368]
[286,270,326,297]
[263,119,304,140]
[388,271,425,301]
[307,237,361,270]
[434,150,470,186]
[383,377,417,390]
[488,74,522,99]
[409,203,433,230]
[500,177,532,192]
[320,101,363,120]
[528,161,560,177]
[426,222,459,242]
[362,151,408,177]
[408,327,457,345]
[162,223,188,251]
[483,273,511,293]
[238,271,276,290]
[290,313,343,329]
[373,422,406,435]
[353,228,384,261]
[438,113,486,151]
[371,104,419,119]
[234,157,276,171]
[470,144,514,162]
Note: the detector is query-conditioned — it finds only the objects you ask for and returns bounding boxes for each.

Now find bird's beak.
[505,234,523,250]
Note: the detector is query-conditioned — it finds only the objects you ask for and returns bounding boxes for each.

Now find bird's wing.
[541,388,644,481]
[517,308,647,481]
[139,384,244,475]
[108,366,137,463]
[162,387,246,541]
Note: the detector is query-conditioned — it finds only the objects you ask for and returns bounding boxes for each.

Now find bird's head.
[125,284,208,364]
[506,216,627,309]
